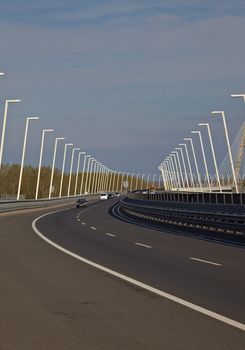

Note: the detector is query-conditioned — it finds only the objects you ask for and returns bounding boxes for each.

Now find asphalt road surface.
[0,199,245,349]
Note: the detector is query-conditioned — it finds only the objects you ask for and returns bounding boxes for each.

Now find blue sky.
[0,0,245,175]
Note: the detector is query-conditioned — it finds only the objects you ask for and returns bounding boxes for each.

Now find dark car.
[76,198,87,208]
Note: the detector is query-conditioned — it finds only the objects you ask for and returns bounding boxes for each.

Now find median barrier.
[0,194,99,213]
[128,191,245,206]
[117,196,245,239]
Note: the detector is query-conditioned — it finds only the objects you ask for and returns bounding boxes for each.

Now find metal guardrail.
[0,195,99,213]
[119,197,245,236]
[128,191,245,206]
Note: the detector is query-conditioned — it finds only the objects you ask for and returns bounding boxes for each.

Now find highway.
[0,198,245,349]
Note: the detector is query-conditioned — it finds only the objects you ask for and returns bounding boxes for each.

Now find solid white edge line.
[190,257,222,266]
[135,242,152,249]
[32,208,245,332]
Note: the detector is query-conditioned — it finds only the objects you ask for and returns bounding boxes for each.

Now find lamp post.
[17,117,39,200]
[84,157,93,194]
[211,111,238,193]
[107,169,113,192]
[87,158,96,194]
[49,137,65,199]
[90,160,98,193]
[74,151,85,195]
[164,159,174,189]
[141,173,145,190]
[152,174,156,188]
[168,156,178,189]
[96,162,102,193]
[184,138,202,191]
[96,164,103,193]
[179,143,194,188]
[79,154,90,194]
[59,143,73,197]
[199,123,221,192]
[163,162,171,189]
[173,150,184,189]
[67,148,80,196]
[135,173,140,190]
[116,171,121,192]
[92,160,100,193]
[170,154,181,189]
[0,99,21,169]
[126,172,130,192]
[130,173,135,191]
[35,129,53,200]
[121,172,126,192]
[146,174,151,189]
[191,130,211,192]
[175,147,189,190]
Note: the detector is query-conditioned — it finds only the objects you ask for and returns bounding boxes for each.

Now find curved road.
[0,199,244,349]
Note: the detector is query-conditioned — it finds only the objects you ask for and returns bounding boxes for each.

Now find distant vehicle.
[107,193,114,199]
[100,193,108,200]
[76,198,87,208]
[114,192,120,197]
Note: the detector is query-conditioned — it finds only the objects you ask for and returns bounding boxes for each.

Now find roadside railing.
[118,197,245,238]
[128,191,245,206]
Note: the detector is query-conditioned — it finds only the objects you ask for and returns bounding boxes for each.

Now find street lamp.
[179,143,194,188]
[74,151,85,195]
[141,173,145,190]
[135,173,140,190]
[88,158,96,193]
[121,172,126,192]
[79,154,90,194]
[130,173,135,191]
[167,156,178,189]
[184,138,202,191]
[49,137,65,199]
[59,143,73,197]
[68,148,80,196]
[191,130,211,192]
[92,161,100,193]
[17,117,39,200]
[0,99,21,169]
[175,148,189,190]
[211,111,238,193]
[172,148,185,188]
[84,157,94,193]
[199,123,221,192]
[170,154,181,189]
[35,129,53,200]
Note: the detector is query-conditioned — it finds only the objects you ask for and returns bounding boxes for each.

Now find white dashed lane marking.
[135,242,152,249]
[90,226,97,230]
[189,257,222,267]
[105,233,116,237]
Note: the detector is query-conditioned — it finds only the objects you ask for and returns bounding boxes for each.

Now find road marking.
[90,226,97,230]
[77,219,80,222]
[32,209,245,332]
[135,242,152,249]
[190,257,222,266]
[81,222,86,225]
[105,233,116,237]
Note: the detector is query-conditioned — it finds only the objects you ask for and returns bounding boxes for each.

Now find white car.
[100,193,108,200]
